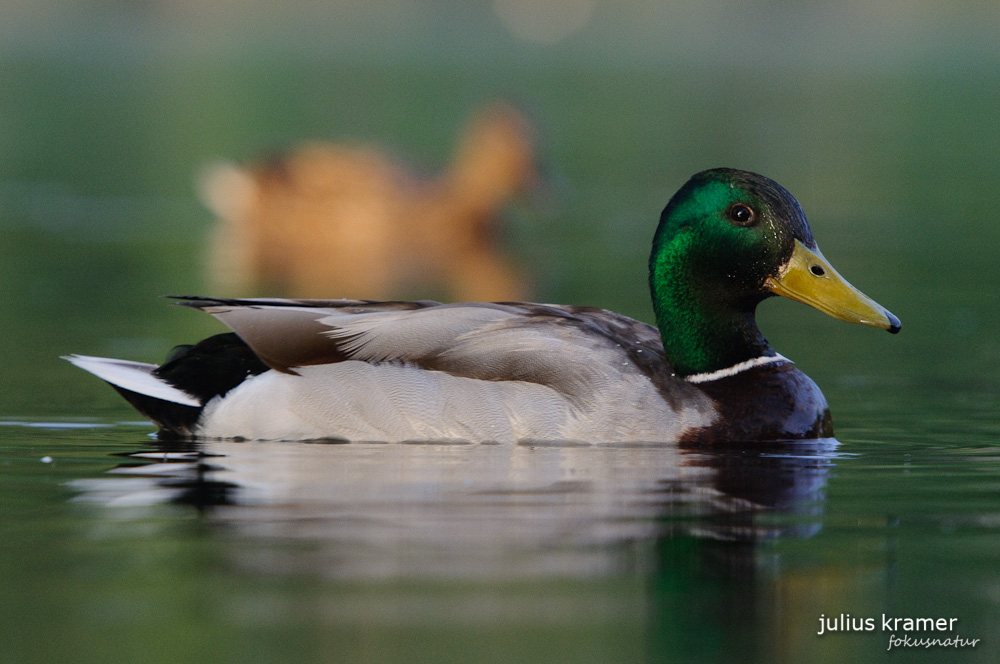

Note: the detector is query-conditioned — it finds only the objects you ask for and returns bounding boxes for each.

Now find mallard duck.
[200,102,536,301]
[68,169,899,443]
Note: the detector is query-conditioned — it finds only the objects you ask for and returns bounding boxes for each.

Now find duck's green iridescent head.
[649,168,899,377]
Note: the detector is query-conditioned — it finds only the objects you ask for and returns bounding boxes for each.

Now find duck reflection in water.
[70,437,840,578]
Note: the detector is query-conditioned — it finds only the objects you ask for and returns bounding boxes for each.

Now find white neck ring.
[684,353,791,384]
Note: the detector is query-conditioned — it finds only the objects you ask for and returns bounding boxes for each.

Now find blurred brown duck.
[200,103,538,301]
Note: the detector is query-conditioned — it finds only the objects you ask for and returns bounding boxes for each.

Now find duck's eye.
[728,203,756,226]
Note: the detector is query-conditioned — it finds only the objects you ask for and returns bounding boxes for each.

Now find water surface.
[3,402,998,664]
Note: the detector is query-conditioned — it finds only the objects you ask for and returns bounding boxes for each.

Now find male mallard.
[67,169,899,443]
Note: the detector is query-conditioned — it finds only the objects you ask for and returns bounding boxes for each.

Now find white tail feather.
[64,354,202,407]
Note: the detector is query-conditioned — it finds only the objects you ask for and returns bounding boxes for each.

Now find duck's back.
[172,298,716,443]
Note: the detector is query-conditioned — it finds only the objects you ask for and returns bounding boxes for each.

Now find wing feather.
[175,298,669,402]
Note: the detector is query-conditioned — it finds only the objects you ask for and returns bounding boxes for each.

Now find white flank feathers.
[196,360,714,443]
[63,354,202,407]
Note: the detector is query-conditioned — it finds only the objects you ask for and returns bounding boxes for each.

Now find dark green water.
[3,417,998,663]
[2,5,1000,662]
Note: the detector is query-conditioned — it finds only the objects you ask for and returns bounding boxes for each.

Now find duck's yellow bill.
[766,240,901,333]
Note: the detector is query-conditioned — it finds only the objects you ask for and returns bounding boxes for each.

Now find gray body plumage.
[83,298,718,442]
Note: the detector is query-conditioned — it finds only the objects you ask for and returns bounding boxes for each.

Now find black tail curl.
[122,333,269,438]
